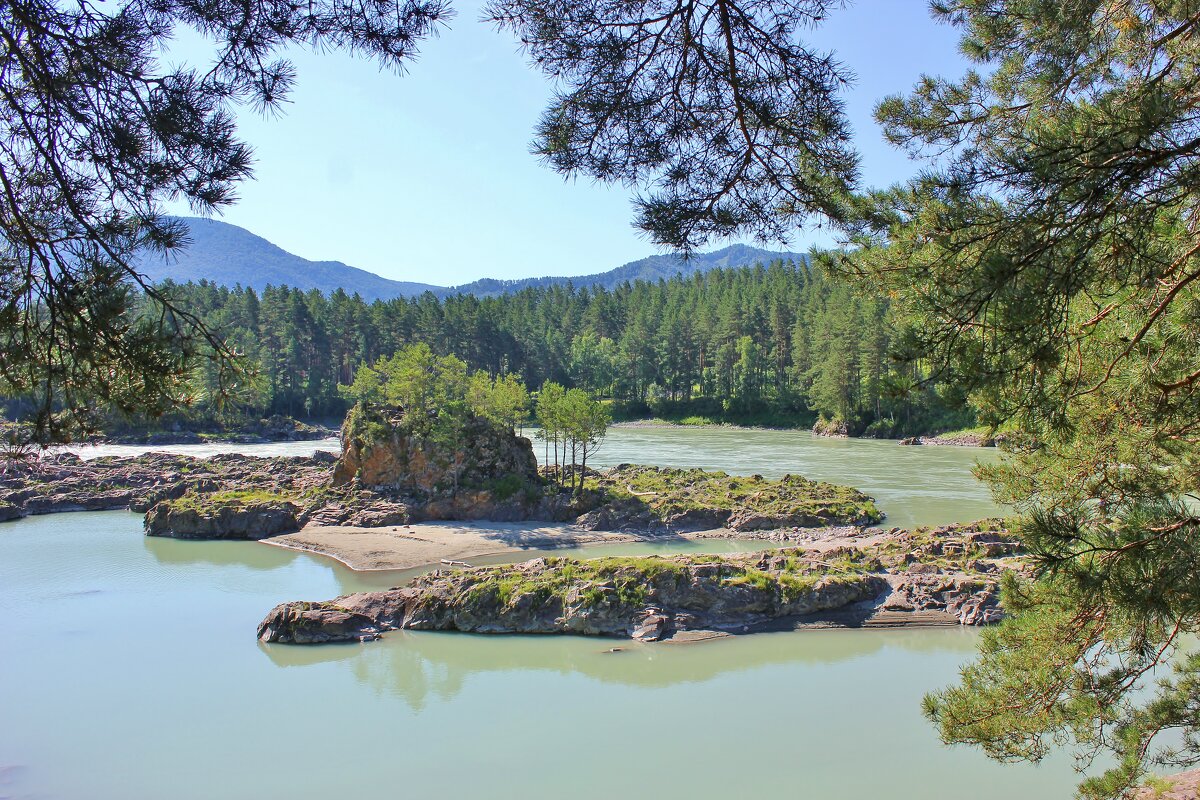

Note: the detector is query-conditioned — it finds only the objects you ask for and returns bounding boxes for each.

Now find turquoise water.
[0,510,1084,800]
[67,425,1002,528]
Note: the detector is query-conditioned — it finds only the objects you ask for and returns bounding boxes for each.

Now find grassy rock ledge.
[258,551,889,644]
[579,465,882,531]
[259,520,1024,644]
[144,489,302,539]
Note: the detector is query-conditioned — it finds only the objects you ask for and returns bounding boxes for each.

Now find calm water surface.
[1,512,1085,800]
[67,425,1002,528]
[1,430,1055,800]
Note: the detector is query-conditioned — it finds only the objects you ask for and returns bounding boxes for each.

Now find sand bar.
[264,520,870,572]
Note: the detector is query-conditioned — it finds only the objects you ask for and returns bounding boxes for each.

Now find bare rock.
[145,499,300,540]
[0,501,22,522]
[332,404,538,494]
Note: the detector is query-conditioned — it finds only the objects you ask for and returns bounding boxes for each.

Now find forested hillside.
[145,259,970,435]
[133,217,443,300]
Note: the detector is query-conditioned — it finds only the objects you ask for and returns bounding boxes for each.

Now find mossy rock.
[144,490,300,540]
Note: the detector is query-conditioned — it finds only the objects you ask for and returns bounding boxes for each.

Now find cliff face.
[331,405,539,495]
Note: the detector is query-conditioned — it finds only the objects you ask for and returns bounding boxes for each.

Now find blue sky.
[166,1,968,286]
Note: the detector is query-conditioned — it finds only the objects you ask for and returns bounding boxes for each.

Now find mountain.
[133,217,441,301]
[448,243,808,296]
[134,217,807,300]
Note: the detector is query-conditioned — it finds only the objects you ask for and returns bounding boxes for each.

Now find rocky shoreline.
[1,402,1025,647]
[898,432,1001,447]
[0,451,334,525]
[94,415,336,446]
[0,447,1022,643]
[258,520,1021,644]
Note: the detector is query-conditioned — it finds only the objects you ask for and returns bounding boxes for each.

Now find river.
[65,424,1003,528]
[0,428,1083,799]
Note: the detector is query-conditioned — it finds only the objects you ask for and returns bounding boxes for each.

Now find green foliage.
[470,372,530,432]
[486,474,525,501]
[340,343,529,440]
[0,1,451,443]
[536,381,610,495]
[584,465,883,527]
[843,2,1200,795]
[486,0,857,250]
[100,261,973,437]
[339,343,470,429]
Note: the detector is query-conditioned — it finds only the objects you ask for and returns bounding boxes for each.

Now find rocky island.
[1,401,1022,645]
[258,519,1019,644]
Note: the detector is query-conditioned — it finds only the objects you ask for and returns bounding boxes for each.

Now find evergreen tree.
[846,3,1200,796]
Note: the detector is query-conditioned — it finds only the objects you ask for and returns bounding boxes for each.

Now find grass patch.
[583,465,883,526]
[440,551,878,617]
[165,488,296,512]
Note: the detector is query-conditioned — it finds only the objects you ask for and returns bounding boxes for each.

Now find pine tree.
[846,3,1200,795]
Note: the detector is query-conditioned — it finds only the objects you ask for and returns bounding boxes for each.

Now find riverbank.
[83,415,338,445]
[612,418,1000,447]
[258,519,1020,644]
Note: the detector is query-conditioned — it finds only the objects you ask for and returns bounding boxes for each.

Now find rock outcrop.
[144,495,301,539]
[0,451,333,523]
[575,466,884,531]
[259,551,889,644]
[812,418,849,438]
[332,404,539,494]
[258,518,1026,645]
[1132,768,1200,799]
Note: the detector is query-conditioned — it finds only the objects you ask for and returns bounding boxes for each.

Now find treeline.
[140,260,971,435]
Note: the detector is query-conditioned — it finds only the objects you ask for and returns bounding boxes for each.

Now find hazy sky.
[165,1,968,287]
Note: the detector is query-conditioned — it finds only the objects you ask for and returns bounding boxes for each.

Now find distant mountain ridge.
[449,242,807,297]
[133,217,441,300]
[134,217,807,301]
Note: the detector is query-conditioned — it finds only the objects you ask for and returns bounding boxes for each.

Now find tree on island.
[535,381,610,495]
[340,343,532,493]
[340,343,530,433]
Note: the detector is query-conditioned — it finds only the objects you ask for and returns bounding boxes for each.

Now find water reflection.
[143,535,302,570]
[262,627,982,711]
[1,509,1084,800]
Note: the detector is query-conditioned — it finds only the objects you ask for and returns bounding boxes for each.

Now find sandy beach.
[265,521,670,570]
[263,520,873,571]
